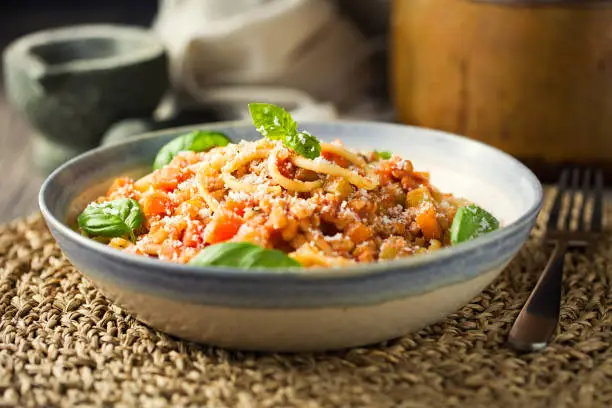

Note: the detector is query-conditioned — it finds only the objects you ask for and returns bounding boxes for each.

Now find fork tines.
[546,168,604,233]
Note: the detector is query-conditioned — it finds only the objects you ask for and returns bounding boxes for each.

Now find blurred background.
[0,0,391,222]
[2,0,612,222]
[0,1,156,222]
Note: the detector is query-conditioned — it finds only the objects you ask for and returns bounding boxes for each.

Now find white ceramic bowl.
[39,121,543,352]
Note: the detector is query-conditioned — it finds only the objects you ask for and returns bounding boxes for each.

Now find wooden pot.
[391,0,612,181]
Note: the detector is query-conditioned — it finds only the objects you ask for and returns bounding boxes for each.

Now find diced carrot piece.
[416,206,441,240]
[107,177,133,196]
[345,222,373,244]
[141,191,173,217]
[204,211,243,244]
[152,167,182,191]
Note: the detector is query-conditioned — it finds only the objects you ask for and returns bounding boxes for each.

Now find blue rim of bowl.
[39,120,544,281]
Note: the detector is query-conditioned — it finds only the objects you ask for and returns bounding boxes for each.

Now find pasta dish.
[77,103,498,269]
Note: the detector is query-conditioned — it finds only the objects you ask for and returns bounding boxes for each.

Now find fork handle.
[508,242,567,352]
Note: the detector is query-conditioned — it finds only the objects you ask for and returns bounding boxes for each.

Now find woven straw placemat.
[1,192,611,408]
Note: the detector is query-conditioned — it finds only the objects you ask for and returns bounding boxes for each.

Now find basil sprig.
[189,242,301,269]
[77,198,144,241]
[248,103,321,159]
[153,130,231,170]
[450,204,500,244]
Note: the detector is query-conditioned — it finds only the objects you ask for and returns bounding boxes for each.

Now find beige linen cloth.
[152,0,376,121]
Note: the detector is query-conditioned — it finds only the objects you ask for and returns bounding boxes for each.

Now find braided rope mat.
[1,193,611,408]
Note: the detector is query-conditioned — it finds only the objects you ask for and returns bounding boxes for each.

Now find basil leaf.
[189,242,301,269]
[77,198,144,240]
[240,247,302,268]
[153,131,230,170]
[450,204,500,244]
[248,102,297,140]
[248,102,321,159]
[189,242,259,267]
[374,150,392,160]
[285,131,321,160]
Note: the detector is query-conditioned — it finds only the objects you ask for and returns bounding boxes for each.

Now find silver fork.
[508,168,604,352]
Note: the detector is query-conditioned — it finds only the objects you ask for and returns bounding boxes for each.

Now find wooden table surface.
[0,93,44,223]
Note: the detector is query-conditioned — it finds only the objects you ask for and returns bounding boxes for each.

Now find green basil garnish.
[77,198,144,241]
[189,242,302,268]
[248,102,297,140]
[153,130,231,170]
[374,150,392,160]
[284,131,321,160]
[248,102,321,160]
[450,204,500,244]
